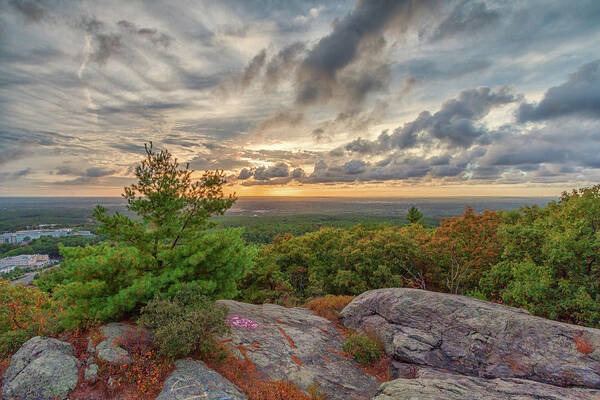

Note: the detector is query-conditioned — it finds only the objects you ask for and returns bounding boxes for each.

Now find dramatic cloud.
[295,0,430,106]
[1,0,599,195]
[345,86,518,154]
[517,60,600,122]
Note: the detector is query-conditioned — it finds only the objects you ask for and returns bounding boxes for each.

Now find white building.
[0,228,94,244]
[0,254,51,272]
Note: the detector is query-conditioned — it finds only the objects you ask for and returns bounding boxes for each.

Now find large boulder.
[216,300,379,400]
[156,359,246,400]
[373,367,600,400]
[340,288,600,389]
[1,336,79,400]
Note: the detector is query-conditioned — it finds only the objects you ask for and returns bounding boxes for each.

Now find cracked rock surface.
[340,288,600,389]
[373,366,600,400]
[216,299,379,400]
[1,336,79,400]
[156,358,247,400]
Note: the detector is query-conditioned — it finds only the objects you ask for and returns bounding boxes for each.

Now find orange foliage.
[0,357,9,387]
[69,327,174,400]
[207,350,323,400]
[305,295,355,325]
[575,333,594,355]
[0,278,56,337]
[431,207,503,294]
[361,357,392,382]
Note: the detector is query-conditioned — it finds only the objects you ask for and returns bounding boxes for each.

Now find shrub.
[343,333,384,366]
[0,279,58,358]
[305,295,354,324]
[137,283,230,359]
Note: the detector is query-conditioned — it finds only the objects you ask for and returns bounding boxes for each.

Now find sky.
[0,0,599,197]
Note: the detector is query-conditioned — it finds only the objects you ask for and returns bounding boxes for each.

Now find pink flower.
[226,315,259,329]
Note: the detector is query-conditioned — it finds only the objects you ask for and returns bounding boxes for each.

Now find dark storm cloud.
[299,154,451,184]
[175,69,222,91]
[0,130,77,165]
[0,46,63,65]
[341,63,391,105]
[108,142,146,154]
[517,60,600,122]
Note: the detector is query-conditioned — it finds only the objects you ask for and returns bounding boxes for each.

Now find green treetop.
[94,142,236,269]
[406,206,424,224]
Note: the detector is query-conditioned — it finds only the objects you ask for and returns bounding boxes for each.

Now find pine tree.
[41,143,255,328]
[94,142,236,269]
[407,206,423,224]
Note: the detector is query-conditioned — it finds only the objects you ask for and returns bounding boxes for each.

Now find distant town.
[0,254,52,273]
[0,227,96,277]
[0,227,94,245]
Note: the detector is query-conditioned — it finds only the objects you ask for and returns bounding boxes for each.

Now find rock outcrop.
[216,299,379,400]
[373,367,600,400]
[340,288,600,389]
[1,336,79,400]
[156,358,247,400]
[87,322,136,365]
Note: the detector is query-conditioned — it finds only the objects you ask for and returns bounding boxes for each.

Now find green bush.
[137,283,230,360]
[342,333,384,366]
[480,185,600,327]
[240,223,433,304]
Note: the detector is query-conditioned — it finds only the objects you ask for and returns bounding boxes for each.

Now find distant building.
[0,254,51,272]
[0,228,95,244]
